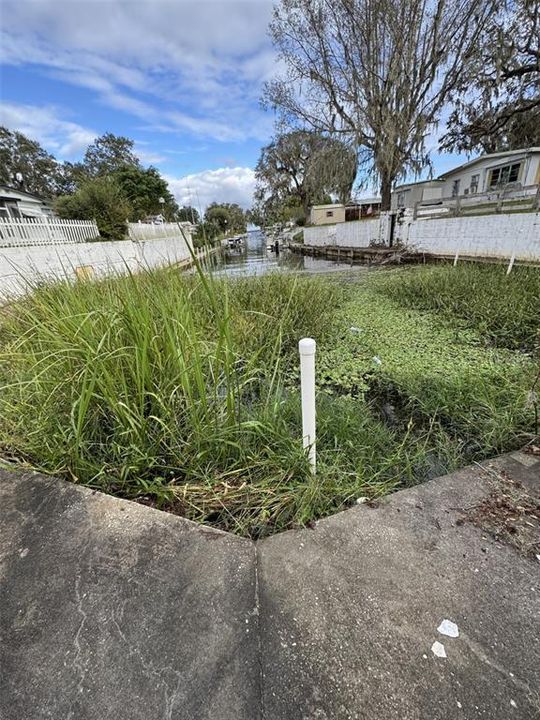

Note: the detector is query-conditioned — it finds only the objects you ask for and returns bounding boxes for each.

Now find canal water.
[206,230,360,276]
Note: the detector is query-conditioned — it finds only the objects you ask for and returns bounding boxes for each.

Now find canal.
[206,230,362,276]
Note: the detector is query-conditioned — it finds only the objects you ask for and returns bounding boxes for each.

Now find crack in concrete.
[72,573,89,692]
[460,631,537,698]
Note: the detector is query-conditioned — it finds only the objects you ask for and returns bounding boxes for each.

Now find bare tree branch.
[264,0,495,209]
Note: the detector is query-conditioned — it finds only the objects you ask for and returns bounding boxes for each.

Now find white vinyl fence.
[0,217,99,247]
[413,184,540,219]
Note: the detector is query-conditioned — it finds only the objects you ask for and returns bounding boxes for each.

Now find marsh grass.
[0,265,427,536]
[375,263,540,353]
[318,273,537,458]
[0,260,537,536]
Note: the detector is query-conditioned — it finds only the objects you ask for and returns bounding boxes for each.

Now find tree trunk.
[380,175,392,211]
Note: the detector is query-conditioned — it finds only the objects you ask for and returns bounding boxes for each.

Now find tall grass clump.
[0,267,345,535]
[374,263,540,353]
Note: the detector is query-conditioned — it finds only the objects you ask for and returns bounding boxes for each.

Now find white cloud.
[166,167,256,211]
[0,102,97,159]
[0,0,276,143]
[133,145,166,165]
[0,101,171,165]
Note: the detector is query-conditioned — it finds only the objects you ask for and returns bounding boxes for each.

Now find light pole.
[158,196,165,223]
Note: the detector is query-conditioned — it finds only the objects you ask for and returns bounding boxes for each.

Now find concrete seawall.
[303,211,540,262]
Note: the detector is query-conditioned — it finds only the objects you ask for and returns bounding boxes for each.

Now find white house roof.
[0,184,48,202]
[393,179,444,191]
[438,147,540,179]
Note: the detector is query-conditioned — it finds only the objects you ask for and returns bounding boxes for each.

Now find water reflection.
[203,230,361,276]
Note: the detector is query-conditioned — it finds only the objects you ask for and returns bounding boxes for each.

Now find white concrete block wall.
[303,212,540,262]
[304,218,380,247]
[408,212,540,260]
[302,225,334,246]
[0,235,193,299]
[137,236,191,267]
[337,218,380,247]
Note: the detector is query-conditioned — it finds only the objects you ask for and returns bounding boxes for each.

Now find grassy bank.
[0,268,417,535]
[0,262,537,536]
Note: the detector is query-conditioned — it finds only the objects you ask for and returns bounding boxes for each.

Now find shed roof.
[311,203,345,210]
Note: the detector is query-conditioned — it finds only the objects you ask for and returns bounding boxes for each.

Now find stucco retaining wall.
[0,235,192,299]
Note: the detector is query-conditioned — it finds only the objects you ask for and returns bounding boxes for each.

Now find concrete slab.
[0,471,260,720]
[1,452,539,719]
[257,454,540,719]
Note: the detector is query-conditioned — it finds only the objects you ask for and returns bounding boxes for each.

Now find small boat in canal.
[226,234,246,250]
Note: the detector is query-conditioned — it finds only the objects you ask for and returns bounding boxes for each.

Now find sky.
[0,0,467,211]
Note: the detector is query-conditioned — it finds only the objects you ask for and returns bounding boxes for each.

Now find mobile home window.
[326,210,333,217]
[470,174,479,193]
[488,162,521,189]
[397,192,405,208]
[452,180,460,197]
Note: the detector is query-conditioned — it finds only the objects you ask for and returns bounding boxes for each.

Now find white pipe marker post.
[299,337,316,473]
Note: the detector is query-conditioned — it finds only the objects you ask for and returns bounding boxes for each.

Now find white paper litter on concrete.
[431,641,447,658]
[437,619,459,638]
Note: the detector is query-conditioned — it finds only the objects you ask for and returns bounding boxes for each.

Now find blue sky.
[0,0,467,209]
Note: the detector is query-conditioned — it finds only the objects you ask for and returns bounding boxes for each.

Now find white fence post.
[299,337,316,474]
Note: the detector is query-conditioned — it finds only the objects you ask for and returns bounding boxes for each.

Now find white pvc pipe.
[299,337,316,473]
[507,252,515,275]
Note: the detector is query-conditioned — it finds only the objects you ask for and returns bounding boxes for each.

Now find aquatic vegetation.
[374,263,540,353]
[0,261,537,536]
[318,279,536,456]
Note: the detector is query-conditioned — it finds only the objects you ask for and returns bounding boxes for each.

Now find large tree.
[441,0,540,153]
[54,161,89,195]
[114,165,178,221]
[254,130,357,220]
[0,127,59,197]
[83,132,141,177]
[263,0,495,209]
[204,203,246,234]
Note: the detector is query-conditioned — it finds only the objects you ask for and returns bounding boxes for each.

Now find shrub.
[55,176,131,240]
